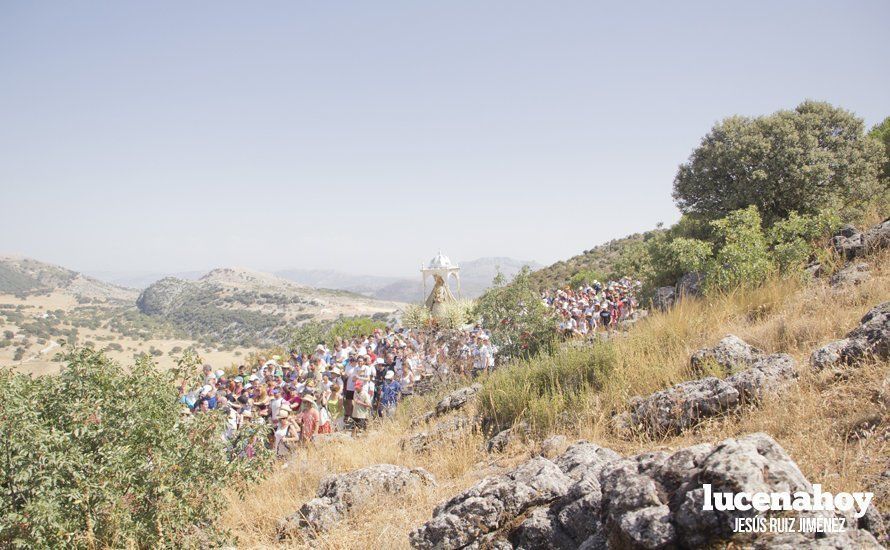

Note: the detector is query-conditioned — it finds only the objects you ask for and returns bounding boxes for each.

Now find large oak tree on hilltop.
[672,101,887,225]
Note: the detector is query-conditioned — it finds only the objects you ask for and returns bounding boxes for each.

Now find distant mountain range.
[276,257,541,302]
[85,257,541,303]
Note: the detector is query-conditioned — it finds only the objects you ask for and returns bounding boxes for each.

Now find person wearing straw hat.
[296,394,319,444]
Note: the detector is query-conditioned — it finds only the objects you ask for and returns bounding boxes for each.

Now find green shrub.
[474,267,556,359]
[568,269,608,288]
[767,210,842,272]
[0,348,270,548]
[705,206,774,293]
[327,317,386,344]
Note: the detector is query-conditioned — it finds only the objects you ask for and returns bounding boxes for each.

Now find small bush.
[0,348,271,548]
[474,267,556,359]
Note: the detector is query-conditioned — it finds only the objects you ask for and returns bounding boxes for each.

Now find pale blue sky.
[1,1,887,277]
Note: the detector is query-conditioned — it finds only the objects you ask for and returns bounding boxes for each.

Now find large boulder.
[279,464,435,538]
[652,286,675,311]
[690,335,764,375]
[626,377,740,435]
[863,218,890,254]
[829,219,890,260]
[811,302,890,371]
[626,353,796,435]
[486,422,530,454]
[724,353,798,402]
[410,434,882,549]
[831,224,864,260]
[409,457,574,549]
[675,272,704,298]
[435,383,483,416]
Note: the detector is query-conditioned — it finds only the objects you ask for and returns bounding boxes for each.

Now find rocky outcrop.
[436,384,483,416]
[486,422,530,453]
[402,416,478,453]
[690,334,764,375]
[624,377,740,435]
[412,383,484,427]
[725,353,797,402]
[830,218,890,260]
[652,287,675,311]
[831,224,865,260]
[278,464,435,538]
[410,433,881,549]
[540,435,569,459]
[675,271,704,298]
[811,301,890,371]
[623,354,797,435]
[829,262,871,287]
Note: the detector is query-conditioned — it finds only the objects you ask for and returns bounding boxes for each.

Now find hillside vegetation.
[221,250,890,548]
[136,268,402,347]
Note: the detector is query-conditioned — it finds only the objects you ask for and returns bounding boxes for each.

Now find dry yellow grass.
[222,251,890,549]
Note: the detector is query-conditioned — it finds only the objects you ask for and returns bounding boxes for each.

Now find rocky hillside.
[223,238,890,548]
[0,256,138,303]
[526,232,656,290]
[136,267,403,346]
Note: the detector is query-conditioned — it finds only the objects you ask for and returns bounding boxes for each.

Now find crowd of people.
[176,278,636,456]
[178,326,495,455]
[543,277,640,337]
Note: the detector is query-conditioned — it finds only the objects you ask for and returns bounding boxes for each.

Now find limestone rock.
[811,301,890,371]
[627,377,740,435]
[410,433,882,549]
[409,458,573,549]
[691,334,764,375]
[402,415,477,453]
[675,271,704,298]
[863,218,890,254]
[435,383,483,416]
[540,435,569,459]
[652,286,675,311]
[279,464,435,538]
[831,224,864,260]
[724,353,797,402]
[486,423,529,454]
[829,262,871,287]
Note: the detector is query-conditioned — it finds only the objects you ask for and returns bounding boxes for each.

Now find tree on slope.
[673,101,886,225]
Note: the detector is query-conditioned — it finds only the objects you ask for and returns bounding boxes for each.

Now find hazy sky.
[1,1,887,278]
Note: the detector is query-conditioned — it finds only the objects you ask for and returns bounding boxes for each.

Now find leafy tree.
[474,267,556,359]
[869,116,890,180]
[326,317,386,344]
[0,348,269,548]
[288,321,329,354]
[673,101,886,225]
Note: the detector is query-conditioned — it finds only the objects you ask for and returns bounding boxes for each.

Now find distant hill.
[84,270,206,289]
[525,232,660,290]
[0,256,139,302]
[137,267,403,346]
[276,257,541,303]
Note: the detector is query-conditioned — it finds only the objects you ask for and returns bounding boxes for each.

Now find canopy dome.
[426,252,456,270]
